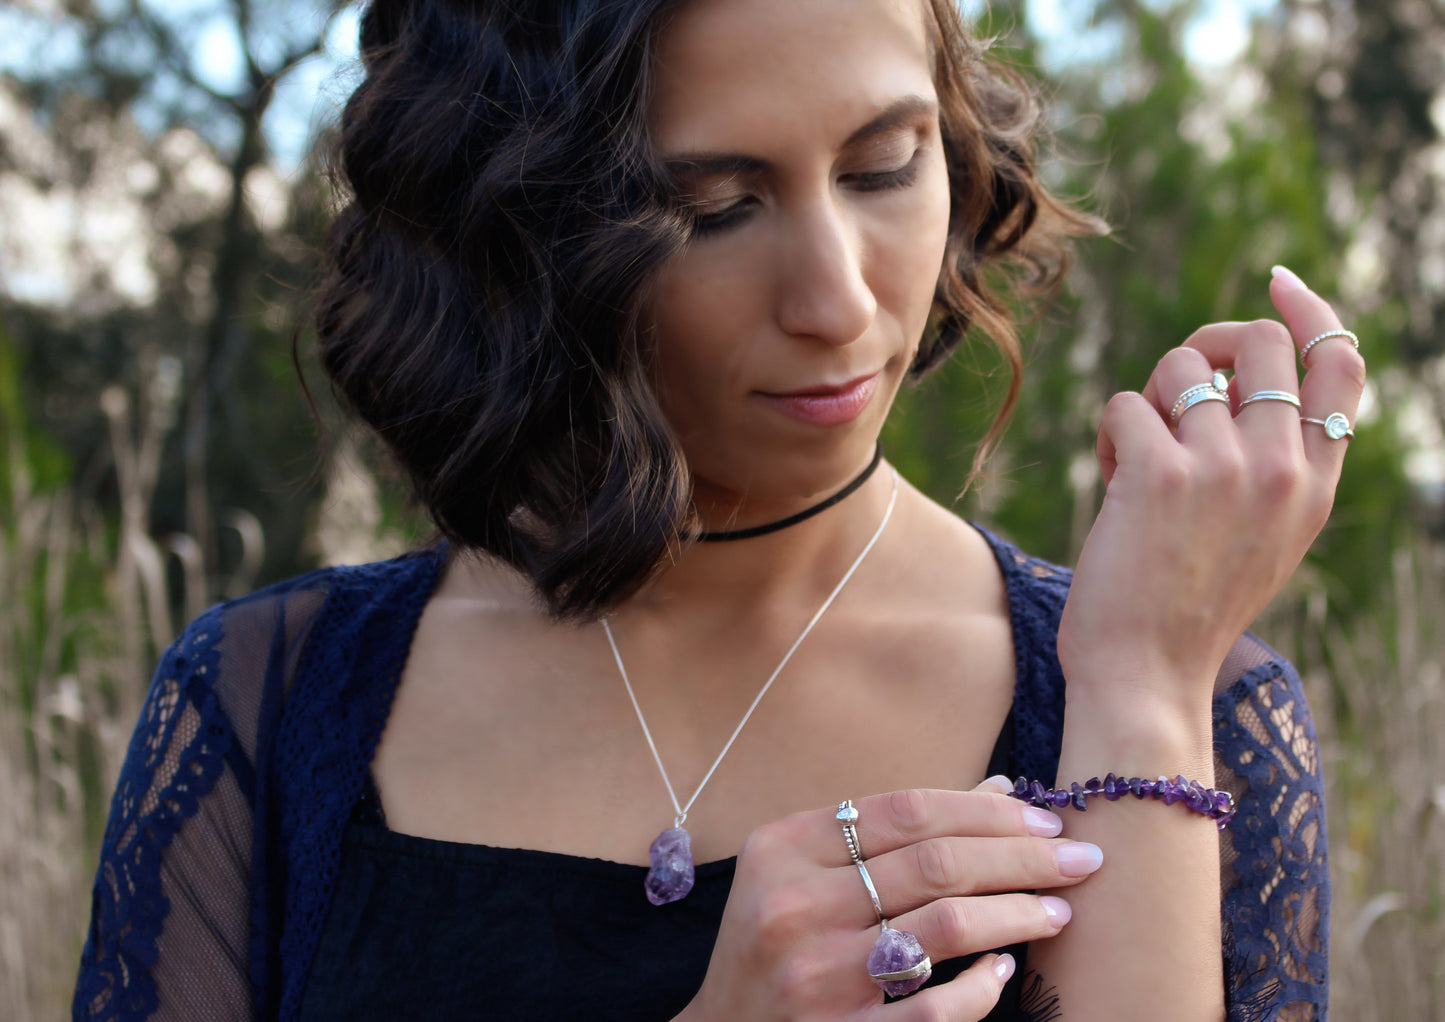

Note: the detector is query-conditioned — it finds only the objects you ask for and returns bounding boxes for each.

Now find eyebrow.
[661,94,939,178]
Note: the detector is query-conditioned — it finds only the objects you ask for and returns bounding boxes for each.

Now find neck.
[625,460,902,621]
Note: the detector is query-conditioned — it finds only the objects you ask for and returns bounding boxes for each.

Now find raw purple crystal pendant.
[867,927,933,997]
[645,827,695,905]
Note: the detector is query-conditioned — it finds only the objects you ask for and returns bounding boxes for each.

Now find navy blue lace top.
[73,528,1330,1020]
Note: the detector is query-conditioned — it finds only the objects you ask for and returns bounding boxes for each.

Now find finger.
[1096,391,1176,488]
[882,893,1069,964]
[860,953,1015,1022]
[819,789,1062,867]
[854,835,1102,921]
[1186,319,1305,454]
[1268,265,1367,471]
[1147,345,1232,443]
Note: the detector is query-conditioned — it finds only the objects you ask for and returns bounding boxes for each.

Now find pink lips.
[756,373,880,426]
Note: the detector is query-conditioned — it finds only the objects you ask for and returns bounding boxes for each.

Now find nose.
[773,194,877,347]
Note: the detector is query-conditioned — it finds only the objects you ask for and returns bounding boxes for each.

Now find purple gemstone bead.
[868,927,932,997]
[1030,780,1049,805]
[1161,781,1183,806]
[1013,777,1031,798]
[645,827,695,906]
[1129,776,1145,798]
[1051,789,1072,808]
[1103,772,1122,801]
[1139,778,1156,797]
[1070,782,1088,811]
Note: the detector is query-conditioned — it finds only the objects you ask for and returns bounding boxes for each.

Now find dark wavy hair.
[310,0,1101,620]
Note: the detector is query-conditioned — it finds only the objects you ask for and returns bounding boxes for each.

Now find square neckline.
[351,521,1035,871]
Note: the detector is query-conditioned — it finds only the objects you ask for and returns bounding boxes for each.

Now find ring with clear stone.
[1301,413,1356,440]
[1170,372,1230,426]
[1171,388,1230,427]
[1238,390,1302,411]
[1300,329,1359,366]
[838,801,885,925]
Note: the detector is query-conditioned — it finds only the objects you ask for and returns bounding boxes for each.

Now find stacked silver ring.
[1300,329,1359,366]
[839,800,934,997]
[1238,389,1301,411]
[1170,371,1230,427]
[837,801,885,925]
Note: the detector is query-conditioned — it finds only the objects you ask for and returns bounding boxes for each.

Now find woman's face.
[645,0,952,505]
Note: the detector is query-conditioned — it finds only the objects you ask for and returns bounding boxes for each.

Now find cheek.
[875,159,952,343]
[646,257,753,404]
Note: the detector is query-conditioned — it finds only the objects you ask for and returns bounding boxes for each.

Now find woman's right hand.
[676,778,1104,1021]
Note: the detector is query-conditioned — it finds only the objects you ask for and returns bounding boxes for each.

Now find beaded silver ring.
[1300,329,1359,366]
[837,801,884,925]
[1170,372,1230,426]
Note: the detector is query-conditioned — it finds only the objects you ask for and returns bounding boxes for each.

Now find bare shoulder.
[886,476,1012,621]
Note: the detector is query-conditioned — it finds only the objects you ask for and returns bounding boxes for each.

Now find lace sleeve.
[1212,635,1330,1021]
[73,608,254,1020]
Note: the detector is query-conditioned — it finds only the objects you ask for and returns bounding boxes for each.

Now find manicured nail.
[981,774,1013,792]
[1271,264,1309,292]
[1023,806,1063,837]
[1040,896,1072,927]
[993,953,1017,982]
[1056,841,1104,877]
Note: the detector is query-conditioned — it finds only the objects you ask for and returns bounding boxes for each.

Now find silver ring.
[1300,329,1359,366]
[838,801,885,925]
[1301,413,1355,440]
[1171,388,1229,426]
[1238,390,1302,411]
[1170,372,1229,425]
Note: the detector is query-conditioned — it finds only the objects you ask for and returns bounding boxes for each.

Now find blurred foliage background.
[1,0,1442,1017]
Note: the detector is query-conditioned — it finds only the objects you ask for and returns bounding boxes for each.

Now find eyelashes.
[689,147,928,237]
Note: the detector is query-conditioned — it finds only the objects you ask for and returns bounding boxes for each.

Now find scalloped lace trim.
[74,611,230,1021]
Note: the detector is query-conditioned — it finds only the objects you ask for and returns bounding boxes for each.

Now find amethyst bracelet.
[1010,773,1237,831]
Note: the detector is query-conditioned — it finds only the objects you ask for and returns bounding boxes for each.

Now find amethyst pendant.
[867,926,933,997]
[645,827,695,905]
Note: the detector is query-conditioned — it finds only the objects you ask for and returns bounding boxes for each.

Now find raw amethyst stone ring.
[868,927,933,997]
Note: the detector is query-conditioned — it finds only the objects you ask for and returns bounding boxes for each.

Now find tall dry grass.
[2,391,1441,1015]
[1290,544,1445,1020]
[0,445,135,1020]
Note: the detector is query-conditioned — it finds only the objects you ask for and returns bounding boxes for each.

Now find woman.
[74,0,1346,1018]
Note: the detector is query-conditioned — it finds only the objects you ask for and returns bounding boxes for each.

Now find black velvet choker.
[696,443,885,542]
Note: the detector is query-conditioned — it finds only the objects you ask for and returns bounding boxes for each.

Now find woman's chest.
[369,603,1018,866]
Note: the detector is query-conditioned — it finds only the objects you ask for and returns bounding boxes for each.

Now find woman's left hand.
[1056,267,1367,712]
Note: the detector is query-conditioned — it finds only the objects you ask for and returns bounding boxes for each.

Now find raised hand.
[1058,266,1367,708]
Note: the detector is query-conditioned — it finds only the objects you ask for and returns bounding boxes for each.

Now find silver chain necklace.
[600,468,899,905]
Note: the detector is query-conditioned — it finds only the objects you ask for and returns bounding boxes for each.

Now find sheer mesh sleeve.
[73,583,328,1021]
[1212,634,1330,1021]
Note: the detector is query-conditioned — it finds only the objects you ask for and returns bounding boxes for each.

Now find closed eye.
[690,148,927,237]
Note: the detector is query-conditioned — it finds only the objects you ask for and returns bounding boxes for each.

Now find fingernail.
[981,774,1013,792]
[993,953,1016,982]
[1040,895,1072,927]
[1055,841,1104,877]
[1023,806,1063,837]
[1271,264,1309,292]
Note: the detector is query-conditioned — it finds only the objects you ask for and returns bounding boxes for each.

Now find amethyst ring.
[868,927,933,998]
